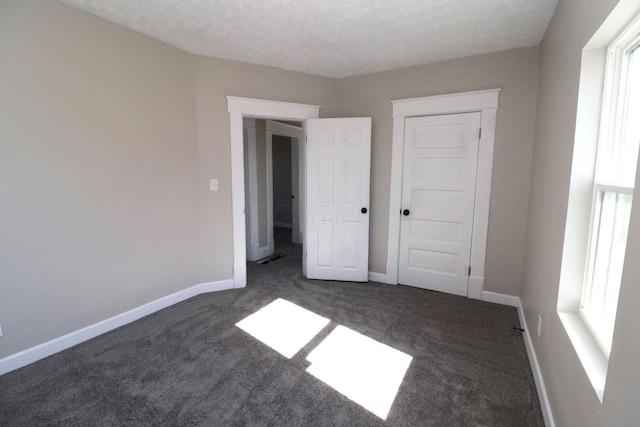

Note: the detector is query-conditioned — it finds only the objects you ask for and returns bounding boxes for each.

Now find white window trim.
[580,26,640,357]
[558,4,640,403]
[385,89,500,299]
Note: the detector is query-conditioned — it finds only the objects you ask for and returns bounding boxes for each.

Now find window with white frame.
[581,19,640,357]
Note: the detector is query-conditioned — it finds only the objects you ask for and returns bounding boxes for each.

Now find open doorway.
[272,133,295,252]
[243,118,303,268]
[227,97,372,287]
[226,96,320,288]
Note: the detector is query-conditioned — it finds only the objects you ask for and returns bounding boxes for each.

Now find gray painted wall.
[193,57,336,282]
[522,0,640,424]
[329,47,540,296]
[10,7,638,424]
[0,0,335,357]
[0,0,202,358]
[0,0,540,357]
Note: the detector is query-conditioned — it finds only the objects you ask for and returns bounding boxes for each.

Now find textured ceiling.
[60,0,558,78]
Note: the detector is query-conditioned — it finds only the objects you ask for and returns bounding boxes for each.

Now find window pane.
[601,43,640,186]
[583,190,632,350]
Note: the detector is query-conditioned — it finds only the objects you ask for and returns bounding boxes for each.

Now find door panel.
[398,113,481,296]
[306,118,371,281]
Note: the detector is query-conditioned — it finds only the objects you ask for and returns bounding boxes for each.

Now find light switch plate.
[210,179,219,191]
[0,321,4,338]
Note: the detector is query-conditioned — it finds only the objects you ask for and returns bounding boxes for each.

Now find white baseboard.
[368,271,388,284]
[517,299,555,427]
[0,279,234,376]
[481,290,519,307]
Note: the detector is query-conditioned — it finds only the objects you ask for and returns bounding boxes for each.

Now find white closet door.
[398,113,481,296]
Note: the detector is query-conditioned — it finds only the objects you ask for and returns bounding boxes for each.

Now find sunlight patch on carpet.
[306,325,413,420]
[236,298,330,358]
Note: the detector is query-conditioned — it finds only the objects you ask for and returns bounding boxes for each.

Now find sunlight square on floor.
[235,298,330,358]
[306,325,413,419]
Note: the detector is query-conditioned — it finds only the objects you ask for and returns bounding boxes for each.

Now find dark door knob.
[403,209,410,216]
[361,207,368,214]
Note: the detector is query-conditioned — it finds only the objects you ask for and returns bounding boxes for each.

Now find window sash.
[581,186,632,355]
[580,31,640,358]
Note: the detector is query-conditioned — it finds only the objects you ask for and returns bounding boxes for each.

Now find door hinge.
[478,128,482,139]
[468,266,471,276]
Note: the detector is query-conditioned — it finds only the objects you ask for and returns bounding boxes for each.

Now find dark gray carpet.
[0,229,544,426]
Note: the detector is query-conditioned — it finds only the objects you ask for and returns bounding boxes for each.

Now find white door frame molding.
[243,118,275,261]
[265,120,304,139]
[227,96,320,288]
[243,119,260,261]
[244,119,304,261]
[385,89,501,299]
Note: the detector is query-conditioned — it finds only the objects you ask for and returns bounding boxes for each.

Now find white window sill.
[558,311,607,402]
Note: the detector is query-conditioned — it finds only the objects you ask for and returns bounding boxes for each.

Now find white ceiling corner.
[59,0,559,78]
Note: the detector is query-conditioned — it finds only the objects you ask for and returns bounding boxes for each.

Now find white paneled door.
[306,118,372,281]
[398,113,481,296]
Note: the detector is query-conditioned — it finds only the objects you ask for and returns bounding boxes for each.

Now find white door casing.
[291,140,301,244]
[398,113,481,296]
[243,121,258,260]
[306,118,372,281]
[227,97,320,288]
[243,118,275,261]
[265,132,274,255]
[386,89,500,299]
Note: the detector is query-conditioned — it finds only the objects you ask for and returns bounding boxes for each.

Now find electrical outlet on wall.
[537,315,542,337]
